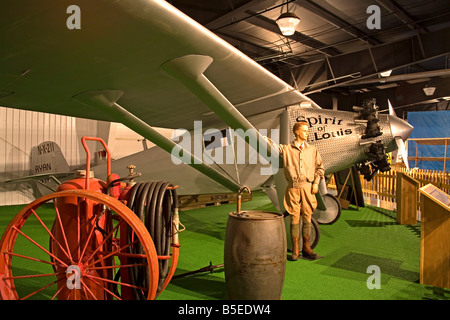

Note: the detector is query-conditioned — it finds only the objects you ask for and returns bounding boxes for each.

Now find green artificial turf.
[157,191,449,300]
[0,192,448,300]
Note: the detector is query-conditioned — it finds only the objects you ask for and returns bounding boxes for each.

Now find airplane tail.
[2,141,74,198]
[29,141,73,196]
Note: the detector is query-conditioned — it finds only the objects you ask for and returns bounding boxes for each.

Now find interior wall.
[407,110,450,171]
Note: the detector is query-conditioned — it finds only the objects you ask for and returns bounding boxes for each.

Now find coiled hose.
[126,181,178,299]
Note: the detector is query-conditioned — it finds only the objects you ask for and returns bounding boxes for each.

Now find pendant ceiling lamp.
[276,2,300,36]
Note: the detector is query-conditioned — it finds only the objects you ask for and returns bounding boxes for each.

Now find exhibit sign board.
[418,184,450,289]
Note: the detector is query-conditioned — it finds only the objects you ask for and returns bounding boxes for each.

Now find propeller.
[388,99,396,116]
[395,136,410,170]
[388,100,411,170]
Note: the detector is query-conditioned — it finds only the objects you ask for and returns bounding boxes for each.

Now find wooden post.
[349,168,359,209]
[415,142,418,168]
[337,170,352,209]
[444,139,447,173]
[396,172,419,225]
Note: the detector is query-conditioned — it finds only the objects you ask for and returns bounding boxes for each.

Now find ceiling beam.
[309,76,450,114]
[336,69,450,87]
[216,31,305,65]
[376,0,429,32]
[246,13,341,57]
[294,0,382,46]
[296,27,450,93]
[205,0,278,31]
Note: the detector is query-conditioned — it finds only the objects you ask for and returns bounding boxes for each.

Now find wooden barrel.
[224,210,286,300]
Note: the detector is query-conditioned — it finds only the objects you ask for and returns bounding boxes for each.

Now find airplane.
[2,97,413,229]
[0,0,414,225]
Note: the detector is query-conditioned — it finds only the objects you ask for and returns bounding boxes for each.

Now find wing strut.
[73,90,241,192]
[160,55,280,171]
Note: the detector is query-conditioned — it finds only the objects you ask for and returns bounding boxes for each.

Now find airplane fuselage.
[286,107,402,175]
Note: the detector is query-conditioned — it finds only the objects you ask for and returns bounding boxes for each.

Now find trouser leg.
[297,186,318,259]
[301,221,317,259]
[290,222,300,261]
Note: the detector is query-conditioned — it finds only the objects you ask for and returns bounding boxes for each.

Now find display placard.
[420,184,450,207]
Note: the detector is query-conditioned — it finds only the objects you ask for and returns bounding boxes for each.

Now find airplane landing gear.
[313,193,341,224]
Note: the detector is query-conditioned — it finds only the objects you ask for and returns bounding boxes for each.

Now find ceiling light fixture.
[380,70,392,77]
[276,2,300,36]
[423,85,436,96]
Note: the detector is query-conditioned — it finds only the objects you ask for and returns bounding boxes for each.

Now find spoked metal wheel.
[0,190,159,300]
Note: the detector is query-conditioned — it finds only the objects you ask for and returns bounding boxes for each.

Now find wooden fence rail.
[327,165,450,217]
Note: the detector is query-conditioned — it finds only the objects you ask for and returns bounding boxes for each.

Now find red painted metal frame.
[0,190,159,300]
[81,136,111,191]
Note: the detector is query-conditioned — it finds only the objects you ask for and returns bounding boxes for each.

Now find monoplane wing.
[0,0,318,132]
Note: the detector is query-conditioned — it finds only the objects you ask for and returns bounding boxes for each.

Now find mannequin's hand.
[311,183,319,194]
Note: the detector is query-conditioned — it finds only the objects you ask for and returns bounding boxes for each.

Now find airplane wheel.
[313,193,341,225]
[0,190,159,300]
[285,216,320,251]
